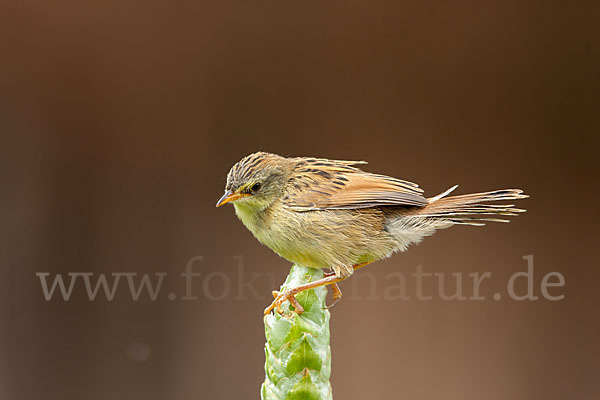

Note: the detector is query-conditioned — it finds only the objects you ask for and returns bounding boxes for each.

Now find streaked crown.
[225,152,291,194]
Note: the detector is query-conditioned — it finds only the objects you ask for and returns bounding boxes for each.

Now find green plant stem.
[261,265,333,400]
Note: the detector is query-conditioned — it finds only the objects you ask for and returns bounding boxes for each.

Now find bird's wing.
[283,157,427,211]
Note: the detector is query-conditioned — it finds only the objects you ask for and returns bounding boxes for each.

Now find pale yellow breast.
[233,201,399,270]
[233,202,331,268]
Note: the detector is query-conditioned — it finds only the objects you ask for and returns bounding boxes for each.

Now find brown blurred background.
[1,0,599,399]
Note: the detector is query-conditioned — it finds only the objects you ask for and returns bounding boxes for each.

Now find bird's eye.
[251,182,261,192]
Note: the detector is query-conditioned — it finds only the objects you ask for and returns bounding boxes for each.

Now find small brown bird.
[216,152,527,315]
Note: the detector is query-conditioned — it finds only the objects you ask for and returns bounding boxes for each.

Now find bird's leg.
[324,261,372,309]
[324,271,343,309]
[326,282,343,309]
[264,261,373,315]
[353,261,371,271]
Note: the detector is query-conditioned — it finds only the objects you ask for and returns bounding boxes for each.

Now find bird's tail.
[418,185,529,226]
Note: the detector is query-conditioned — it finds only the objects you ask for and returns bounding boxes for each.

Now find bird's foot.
[264,289,304,316]
[324,275,343,309]
[264,269,354,315]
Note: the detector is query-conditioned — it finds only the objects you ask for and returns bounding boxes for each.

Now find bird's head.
[216,152,293,211]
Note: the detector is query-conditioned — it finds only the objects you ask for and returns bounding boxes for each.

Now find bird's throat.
[233,202,268,236]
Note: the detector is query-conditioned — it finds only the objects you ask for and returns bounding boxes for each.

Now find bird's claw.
[325,297,341,309]
[264,289,304,316]
[324,281,343,309]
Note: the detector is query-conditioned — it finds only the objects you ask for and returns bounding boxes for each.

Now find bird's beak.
[215,189,250,207]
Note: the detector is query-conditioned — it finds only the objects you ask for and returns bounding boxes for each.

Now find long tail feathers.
[421,186,528,226]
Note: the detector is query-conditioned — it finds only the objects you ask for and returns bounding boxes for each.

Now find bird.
[216,152,528,315]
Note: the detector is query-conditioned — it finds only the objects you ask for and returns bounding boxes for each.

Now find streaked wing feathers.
[283,158,427,211]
